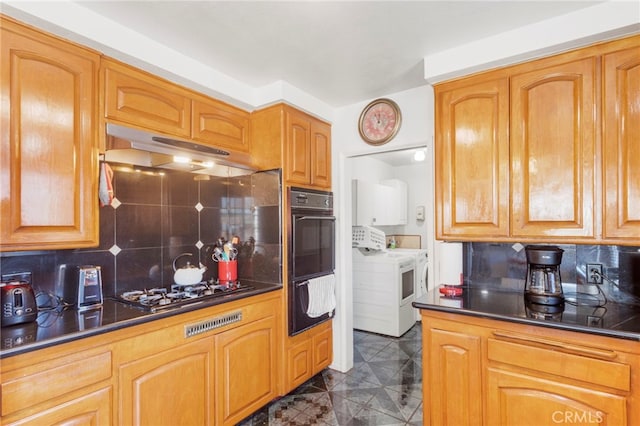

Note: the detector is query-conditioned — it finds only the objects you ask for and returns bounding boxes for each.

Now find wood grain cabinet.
[215,314,278,425]
[435,76,510,239]
[102,58,192,138]
[435,34,640,244]
[118,338,215,425]
[102,58,251,155]
[250,103,332,190]
[424,327,482,425]
[1,292,282,426]
[420,310,640,426]
[602,43,640,241]
[285,108,331,189]
[0,344,113,425]
[0,16,100,251]
[285,320,332,393]
[510,57,596,240]
[192,97,250,153]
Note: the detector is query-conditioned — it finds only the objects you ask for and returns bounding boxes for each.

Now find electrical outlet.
[587,263,603,284]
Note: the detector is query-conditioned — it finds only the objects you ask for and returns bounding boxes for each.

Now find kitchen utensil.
[173,253,207,285]
[524,245,564,305]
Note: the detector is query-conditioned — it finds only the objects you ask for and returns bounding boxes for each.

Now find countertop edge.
[1,283,282,359]
[413,300,640,342]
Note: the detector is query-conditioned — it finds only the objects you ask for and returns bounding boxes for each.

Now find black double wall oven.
[287,187,336,335]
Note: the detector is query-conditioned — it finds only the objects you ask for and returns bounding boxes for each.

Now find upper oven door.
[291,213,335,280]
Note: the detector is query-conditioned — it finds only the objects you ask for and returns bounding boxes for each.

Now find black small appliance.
[524,245,564,305]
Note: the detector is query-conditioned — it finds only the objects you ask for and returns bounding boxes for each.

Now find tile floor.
[238,322,423,425]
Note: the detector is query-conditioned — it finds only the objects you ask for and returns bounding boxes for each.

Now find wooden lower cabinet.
[420,310,639,426]
[215,315,278,425]
[487,368,627,425]
[3,387,112,426]
[285,320,333,393]
[119,338,214,425]
[1,292,282,425]
[425,328,482,426]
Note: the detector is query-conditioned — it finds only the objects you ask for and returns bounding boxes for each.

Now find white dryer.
[391,248,428,320]
[352,248,416,337]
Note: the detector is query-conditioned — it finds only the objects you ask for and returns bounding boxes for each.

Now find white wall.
[330,84,435,372]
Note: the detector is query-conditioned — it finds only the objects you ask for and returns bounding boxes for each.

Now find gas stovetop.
[114,281,254,312]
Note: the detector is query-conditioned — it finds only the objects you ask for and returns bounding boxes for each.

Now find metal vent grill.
[185,311,242,338]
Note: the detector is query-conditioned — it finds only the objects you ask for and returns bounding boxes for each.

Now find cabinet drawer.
[488,337,630,391]
[1,350,112,416]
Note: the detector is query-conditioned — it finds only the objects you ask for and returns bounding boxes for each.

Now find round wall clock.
[358,98,402,145]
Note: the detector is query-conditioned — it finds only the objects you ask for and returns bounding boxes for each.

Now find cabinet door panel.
[510,58,596,238]
[435,77,510,239]
[103,61,191,137]
[287,339,313,390]
[4,387,112,426]
[119,338,213,426]
[603,45,640,240]
[311,121,331,188]
[312,324,332,372]
[192,99,250,153]
[487,368,626,426]
[426,328,482,425]
[0,19,99,250]
[215,316,277,425]
[285,111,311,185]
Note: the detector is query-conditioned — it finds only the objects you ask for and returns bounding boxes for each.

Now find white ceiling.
[73,0,604,108]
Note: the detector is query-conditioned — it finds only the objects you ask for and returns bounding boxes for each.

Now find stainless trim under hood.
[104,123,255,177]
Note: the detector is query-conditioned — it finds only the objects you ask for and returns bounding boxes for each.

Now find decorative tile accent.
[111,198,121,209]
[195,240,203,250]
[195,202,203,212]
[109,245,121,256]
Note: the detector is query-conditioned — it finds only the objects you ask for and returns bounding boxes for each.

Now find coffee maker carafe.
[525,245,564,305]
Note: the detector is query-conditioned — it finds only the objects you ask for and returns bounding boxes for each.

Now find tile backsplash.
[0,165,282,303]
[463,242,640,303]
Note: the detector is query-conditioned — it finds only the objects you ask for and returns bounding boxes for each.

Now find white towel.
[306,274,336,318]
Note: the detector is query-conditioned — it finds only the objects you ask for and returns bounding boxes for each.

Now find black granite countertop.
[413,285,640,341]
[1,280,282,358]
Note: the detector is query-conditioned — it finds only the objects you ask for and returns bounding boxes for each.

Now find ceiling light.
[201,161,214,168]
[173,155,190,164]
[413,150,426,162]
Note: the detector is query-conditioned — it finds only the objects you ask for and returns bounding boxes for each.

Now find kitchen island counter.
[1,280,282,358]
[413,285,640,341]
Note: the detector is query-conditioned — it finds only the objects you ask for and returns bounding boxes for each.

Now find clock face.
[358,99,401,145]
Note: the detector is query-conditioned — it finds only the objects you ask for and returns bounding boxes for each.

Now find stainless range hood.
[104,123,255,177]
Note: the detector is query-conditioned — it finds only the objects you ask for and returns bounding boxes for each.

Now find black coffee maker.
[524,245,564,305]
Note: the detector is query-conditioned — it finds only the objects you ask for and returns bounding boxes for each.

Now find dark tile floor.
[238,322,423,425]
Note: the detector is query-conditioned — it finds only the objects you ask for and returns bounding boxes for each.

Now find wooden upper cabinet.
[603,43,640,241]
[102,59,191,137]
[0,16,99,251]
[510,57,596,239]
[435,77,510,239]
[284,107,332,189]
[285,109,312,185]
[192,97,250,153]
[311,120,332,188]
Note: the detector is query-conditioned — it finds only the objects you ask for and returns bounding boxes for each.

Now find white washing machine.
[391,248,428,320]
[352,248,416,337]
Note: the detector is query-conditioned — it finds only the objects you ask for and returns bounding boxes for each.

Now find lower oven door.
[288,277,333,336]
